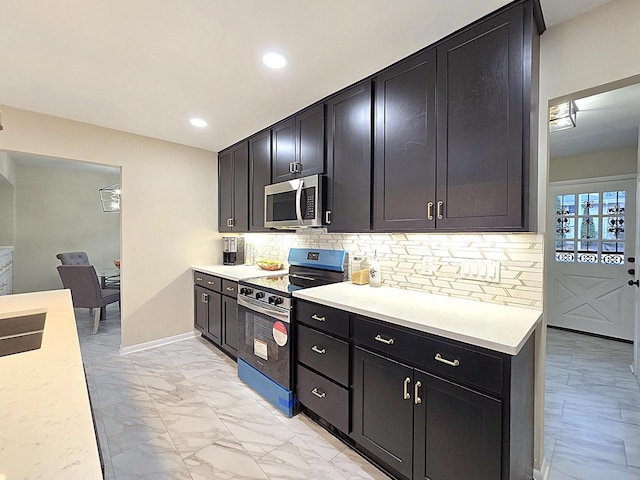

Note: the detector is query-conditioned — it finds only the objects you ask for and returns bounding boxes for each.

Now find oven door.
[237,296,292,390]
[264,174,323,228]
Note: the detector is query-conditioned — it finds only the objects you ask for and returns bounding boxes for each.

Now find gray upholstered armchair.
[56,252,91,265]
[57,265,120,334]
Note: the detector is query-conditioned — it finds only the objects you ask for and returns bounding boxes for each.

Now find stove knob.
[268,296,275,304]
[243,288,253,295]
[273,297,283,306]
[255,292,265,300]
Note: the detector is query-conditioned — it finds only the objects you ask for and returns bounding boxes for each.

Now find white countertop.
[293,283,542,355]
[0,290,102,480]
[192,264,286,282]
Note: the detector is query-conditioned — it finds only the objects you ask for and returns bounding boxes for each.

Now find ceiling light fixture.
[549,101,577,132]
[262,52,287,69]
[99,183,121,213]
[189,118,208,128]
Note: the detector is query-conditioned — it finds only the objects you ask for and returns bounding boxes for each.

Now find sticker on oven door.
[272,321,288,347]
[254,339,268,360]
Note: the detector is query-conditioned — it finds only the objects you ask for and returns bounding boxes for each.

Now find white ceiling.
[550,83,640,158]
[0,0,617,153]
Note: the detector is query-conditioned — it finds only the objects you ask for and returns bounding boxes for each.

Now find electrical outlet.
[421,256,434,275]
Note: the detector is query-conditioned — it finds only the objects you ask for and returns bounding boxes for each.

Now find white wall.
[12,160,120,293]
[0,105,218,348]
[537,0,640,473]
[549,146,638,182]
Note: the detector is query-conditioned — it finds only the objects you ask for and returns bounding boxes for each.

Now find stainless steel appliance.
[237,248,347,416]
[222,236,244,265]
[264,174,326,229]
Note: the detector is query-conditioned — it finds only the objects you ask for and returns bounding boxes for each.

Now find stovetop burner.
[240,274,303,296]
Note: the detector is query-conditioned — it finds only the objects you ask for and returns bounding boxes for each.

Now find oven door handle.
[238,295,291,323]
[295,178,304,226]
[289,273,316,281]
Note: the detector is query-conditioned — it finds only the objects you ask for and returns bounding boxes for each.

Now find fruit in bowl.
[114,259,120,268]
[257,259,283,271]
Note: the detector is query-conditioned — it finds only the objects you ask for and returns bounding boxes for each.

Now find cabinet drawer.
[297,324,349,386]
[193,271,222,292]
[296,363,349,433]
[222,279,238,298]
[353,316,503,395]
[296,300,349,339]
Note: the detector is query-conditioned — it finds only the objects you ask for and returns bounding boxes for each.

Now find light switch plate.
[421,256,434,275]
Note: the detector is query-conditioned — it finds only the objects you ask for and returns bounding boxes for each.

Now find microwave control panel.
[303,187,315,219]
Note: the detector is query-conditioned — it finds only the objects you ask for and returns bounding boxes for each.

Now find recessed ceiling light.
[262,52,287,69]
[189,118,208,128]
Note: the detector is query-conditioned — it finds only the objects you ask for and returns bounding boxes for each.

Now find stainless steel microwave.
[264,174,325,229]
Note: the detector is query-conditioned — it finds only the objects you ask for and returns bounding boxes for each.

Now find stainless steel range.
[237,248,347,416]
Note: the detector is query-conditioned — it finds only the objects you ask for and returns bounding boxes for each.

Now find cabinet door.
[218,149,234,232]
[413,370,502,480]
[296,103,325,177]
[373,49,436,232]
[231,142,249,231]
[221,295,238,357]
[436,6,525,230]
[194,286,208,333]
[206,290,222,345]
[249,130,271,231]
[352,347,414,480]
[272,116,296,183]
[326,82,372,232]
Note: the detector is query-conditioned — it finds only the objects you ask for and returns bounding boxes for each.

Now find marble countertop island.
[0,290,102,479]
[294,283,542,355]
[192,264,286,281]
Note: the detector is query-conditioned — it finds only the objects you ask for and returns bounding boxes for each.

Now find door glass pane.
[578,192,599,215]
[555,241,574,262]
[578,217,599,240]
[601,241,625,265]
[602,190,625,214]
[556,217,575,239]
[556,194,575,215]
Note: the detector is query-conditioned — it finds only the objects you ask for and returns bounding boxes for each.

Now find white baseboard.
[119,330,197,355]
[534,457,550,480]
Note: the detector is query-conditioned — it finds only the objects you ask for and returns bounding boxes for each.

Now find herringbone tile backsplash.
[242,230,543,309]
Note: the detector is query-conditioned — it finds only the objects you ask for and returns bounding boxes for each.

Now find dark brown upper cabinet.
[272,103,325,183]
[248,129,271,232]
[373,49,437,232]
[326,81,373,232]
[218,141,249,232]
[436,3,533,231]
[373,1,540,232]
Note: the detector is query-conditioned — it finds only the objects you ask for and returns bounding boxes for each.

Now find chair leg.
[89,308,94,314]
[93,308,100,334]
[100,306,106,321]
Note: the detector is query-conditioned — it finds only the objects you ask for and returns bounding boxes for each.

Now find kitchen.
[1,0,639,479]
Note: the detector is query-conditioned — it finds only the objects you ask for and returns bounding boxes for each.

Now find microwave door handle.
[295,179,304,226]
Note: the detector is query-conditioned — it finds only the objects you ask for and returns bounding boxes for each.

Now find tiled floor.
[78,307,390,480]
[545,327,640,480]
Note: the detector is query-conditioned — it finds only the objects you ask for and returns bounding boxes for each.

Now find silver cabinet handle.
[375,334,394,345]
[201,293,208,304]
[414,381,422,404]
[325,210,331,224]
[207,281,216,285]
[427,202,434,221]
[311,388,326,399]
[226,286,235,292]
[311,314,326,322]
[196,277,203,281]
[311,345,326,355]
[403,377,411,400]
[230,218,235,227]
[437,201,444,220]
[435,353,460,367]
[289,162,295,173]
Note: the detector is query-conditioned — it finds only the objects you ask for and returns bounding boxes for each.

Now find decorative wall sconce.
[549,101,577,132]
[99,183,121,213]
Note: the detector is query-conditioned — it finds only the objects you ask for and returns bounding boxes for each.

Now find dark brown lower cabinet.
[221,295,238,357]
[205,290,222,344]
[353,347,503,480]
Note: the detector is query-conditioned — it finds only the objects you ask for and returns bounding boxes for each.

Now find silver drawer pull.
[207,281,216,285]
[311,388,326,399]
[311,314,326,322]
[201,293,208,304]
[414,381,422,404]
[403,377,411,400]
[226,286,235,292]
[435,353,460,367]
[375,334,394,345]
[311,345,326,355]
[195,277,203,281]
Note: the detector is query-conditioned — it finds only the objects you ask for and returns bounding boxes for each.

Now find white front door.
[547,178,637,341]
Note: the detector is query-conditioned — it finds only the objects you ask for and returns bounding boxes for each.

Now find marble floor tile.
[624,435,640,469]
[330,447,392,480]
[158,399,232,458]
[111,433,192,480]
[139,371,202,408]
[184,436,269,480]
[276,413,347,462]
